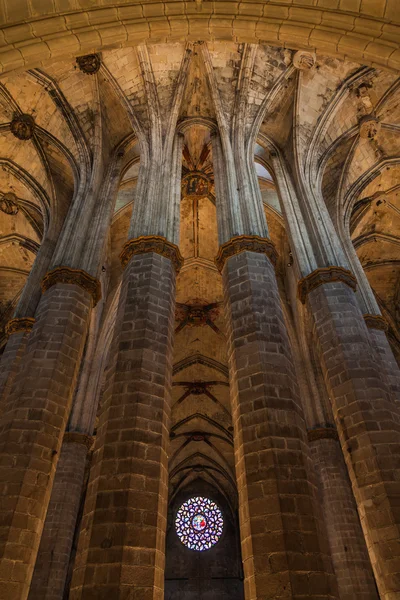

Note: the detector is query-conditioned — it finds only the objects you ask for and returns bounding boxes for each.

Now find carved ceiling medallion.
[175,299,222,336]
[10,114,35,140]
[0,192,18,215]
[76,54,101,75]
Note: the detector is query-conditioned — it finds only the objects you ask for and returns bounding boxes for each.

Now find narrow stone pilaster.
[28,434,92,600]
[0,282,92,600]
[71,250,177,600]
[222,249,337,600]
[307,280,400,599]
[309,431,378,600]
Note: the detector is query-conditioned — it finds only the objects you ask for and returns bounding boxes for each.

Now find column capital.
[120,235,184,273]
[308,427,339,443]
[363,313,388,331]
[5,317,35,337]
[41,266,101,306]
[215,235,277,273]
[298,266,357,304]
[63,431,94,452]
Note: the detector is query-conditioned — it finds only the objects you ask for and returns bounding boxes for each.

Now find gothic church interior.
[0,3,399,600]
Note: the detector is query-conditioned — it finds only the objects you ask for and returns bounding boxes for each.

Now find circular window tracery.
[175,496,223,551]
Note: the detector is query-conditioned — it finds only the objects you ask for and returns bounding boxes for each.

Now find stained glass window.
[175,496,223,551]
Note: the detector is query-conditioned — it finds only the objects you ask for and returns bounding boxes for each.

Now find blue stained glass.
[175,496,223,551]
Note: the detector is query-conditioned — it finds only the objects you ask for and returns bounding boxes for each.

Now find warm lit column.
[0,319,34,414]
[274,148,400,596]
[70,241,181,600]
[218,240,337,600]
[0,275,96,600]
[364,315,400,401]
[309,430,378,600]
[0,236,57,418]
[26,153,124,600]
[27,433,92,600]
[301,274,400,599]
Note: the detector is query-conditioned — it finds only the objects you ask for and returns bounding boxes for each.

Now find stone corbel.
[5,317,35,337]
[63,431,94,452]
[363,314,388,331]
[307,427,339,443]
[298,266,357,304]
[120,235,184,274]
[41,266,101,306]
[215,235,278,273]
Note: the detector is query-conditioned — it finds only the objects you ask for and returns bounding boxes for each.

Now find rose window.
[175,496,223,551]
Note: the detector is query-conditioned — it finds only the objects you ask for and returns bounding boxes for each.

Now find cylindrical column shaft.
[310,435,378,600]
[368,326,400,401]
[307,281,400,599]
[222,249,337,600]
[0,282,92,600]
[0,330,31,414]
[27,437,90,600]
[70,251,176,600]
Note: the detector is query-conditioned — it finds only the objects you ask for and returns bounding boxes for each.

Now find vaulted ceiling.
[0,40,399,498]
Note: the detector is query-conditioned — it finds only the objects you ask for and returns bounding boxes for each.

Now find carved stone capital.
[120,235,184,273]
[76,54,101,75]
[63,431,94,451]
[307,428,339,443]
[41,266,101,306]
[215,235,278,273]
[298,267,357,304]
[5,317,35,337]
[364,314,388,331]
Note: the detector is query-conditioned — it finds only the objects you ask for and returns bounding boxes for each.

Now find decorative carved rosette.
[63,431,94,451]
[119,235,184,273]
[76,54,101,75]
[292,50,316,70]
[298,266,357,304]
[175,299,220,327]
[41,266,101,306]
[363,314,388,331]
[0,192,19,215]
[215,235,278,273]
[307,427,339,443]
[10,114,35,140]
[5,317,35,337]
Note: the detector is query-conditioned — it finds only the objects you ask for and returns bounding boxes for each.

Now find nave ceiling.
[0,40,399,502]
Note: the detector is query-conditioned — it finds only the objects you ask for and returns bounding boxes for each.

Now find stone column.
[0,273,98,600]
[309,429,378,600]
[0,319,35,413]
[217,238,337,600]
[300,272,400,599]
[26,152,124,600]
[70,239,182,600]
[364,314,400,401]
[27,433,93,600]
